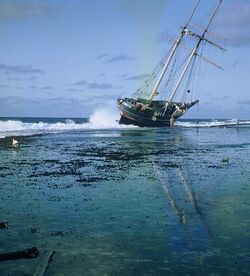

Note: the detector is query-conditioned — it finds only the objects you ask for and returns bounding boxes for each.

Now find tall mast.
[167,0,222,104]
[148,0,201,102]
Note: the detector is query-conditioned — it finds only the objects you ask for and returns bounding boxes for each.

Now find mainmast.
[148,0,201,102]
[167,0,223,104]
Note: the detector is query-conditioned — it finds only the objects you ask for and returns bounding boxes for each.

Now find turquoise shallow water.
[0,118,250,275]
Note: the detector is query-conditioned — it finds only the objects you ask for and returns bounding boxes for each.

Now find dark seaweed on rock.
[77,176,109,184]
[29,170,82,177]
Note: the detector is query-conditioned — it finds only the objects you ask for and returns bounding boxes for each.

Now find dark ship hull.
[117,98,199,127]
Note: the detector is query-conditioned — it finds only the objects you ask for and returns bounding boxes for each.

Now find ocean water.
[0,113,250,275]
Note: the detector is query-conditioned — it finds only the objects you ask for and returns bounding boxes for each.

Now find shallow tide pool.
[0,125,250,275]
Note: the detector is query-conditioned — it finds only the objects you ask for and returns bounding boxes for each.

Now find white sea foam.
[176,119,250,128]
[0,109,135,137]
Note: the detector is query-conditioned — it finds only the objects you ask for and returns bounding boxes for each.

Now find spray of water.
[0,109,134,137]
[89,109,120,128]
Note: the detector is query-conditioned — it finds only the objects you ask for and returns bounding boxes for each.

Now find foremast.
[148,0,201,102]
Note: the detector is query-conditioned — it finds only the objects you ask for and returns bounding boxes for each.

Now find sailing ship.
[117,0,225,127]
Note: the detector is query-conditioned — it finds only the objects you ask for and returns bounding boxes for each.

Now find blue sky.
[0,0,249,118]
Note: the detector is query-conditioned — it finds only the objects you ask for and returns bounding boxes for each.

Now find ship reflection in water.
[0,125,249,275]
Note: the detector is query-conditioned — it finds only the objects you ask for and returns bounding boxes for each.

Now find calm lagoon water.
[0,117,249,275]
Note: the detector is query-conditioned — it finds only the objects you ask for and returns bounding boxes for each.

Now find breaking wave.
[0,110,135,137]
[1,112,250,138]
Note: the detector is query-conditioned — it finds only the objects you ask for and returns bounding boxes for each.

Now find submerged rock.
[0,247,39,261]
[221,157,229,163]
[0,221,8,229]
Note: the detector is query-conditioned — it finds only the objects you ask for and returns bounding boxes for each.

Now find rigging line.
[192,59,202,100]
[185,0,201,28]
[196,41,207,101]
[164,52,189,90]
[160,48,181,100]
[159,48,180,99]
[166,52,190,85]
[165,46,179,90]
[133,48,172,99]
[159,51,191,101]
[181,56,197,102]
[189,40,204,101]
